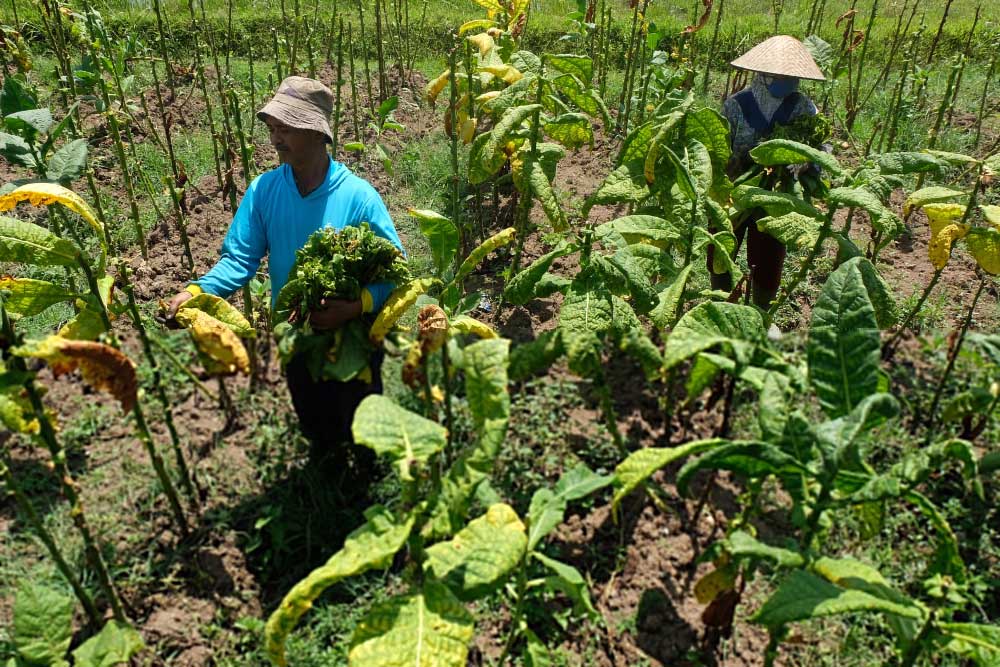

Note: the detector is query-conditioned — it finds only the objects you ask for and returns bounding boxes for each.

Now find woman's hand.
[307,298,362,330]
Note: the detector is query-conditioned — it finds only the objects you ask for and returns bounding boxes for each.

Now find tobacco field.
[0,0,998,664]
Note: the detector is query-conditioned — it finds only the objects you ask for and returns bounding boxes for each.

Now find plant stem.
[447,45,462,257]
[120,266,198,504]
[440,341,454,462]
[766,209,834,321]
[333,20,344,156]
[925,276,987,436]
[150,336,220,401]
[884,267,944,360]
[0,455,102,625]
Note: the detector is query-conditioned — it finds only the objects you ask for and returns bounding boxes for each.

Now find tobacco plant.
[611,258,998,666]
[4,582,144,667]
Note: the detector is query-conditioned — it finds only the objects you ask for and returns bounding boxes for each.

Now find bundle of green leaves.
[771,112,833,149]
[273,224,408,382]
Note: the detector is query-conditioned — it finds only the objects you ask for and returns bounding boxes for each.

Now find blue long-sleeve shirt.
[193,157,404,311]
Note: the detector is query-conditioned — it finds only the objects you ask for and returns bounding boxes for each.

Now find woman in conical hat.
[709,35,826,310]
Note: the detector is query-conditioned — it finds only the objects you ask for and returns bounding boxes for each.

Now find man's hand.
[307,298,363,330]
[163,289,197,320]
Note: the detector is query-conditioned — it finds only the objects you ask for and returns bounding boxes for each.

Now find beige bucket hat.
[730,35,826,81]
[257,76,335,143]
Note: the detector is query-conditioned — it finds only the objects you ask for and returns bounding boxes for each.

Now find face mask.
[765,76,799,98]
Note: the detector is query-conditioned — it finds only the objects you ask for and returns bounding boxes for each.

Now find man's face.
[264,117,323,158]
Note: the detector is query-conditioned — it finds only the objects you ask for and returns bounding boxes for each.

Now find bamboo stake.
[349,23,362,145]
[701,0,726,94]
[152,0,176,98]
[333,20,345,156]
[358,0,377,106]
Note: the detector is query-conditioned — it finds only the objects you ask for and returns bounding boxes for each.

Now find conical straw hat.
[730,35,826,81]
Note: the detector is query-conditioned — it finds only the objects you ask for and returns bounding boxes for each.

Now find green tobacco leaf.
[511,51,542,74]
[583,160,649,214]
[0,216,79,266]
[5,109,54,136]
[408,209,458,276]
[649,264,694,329]
[1,76,38,116]
[547,75,610,126]
[595,214,684,249]
[828,187,901,236]
[677,442,807,496]
[663,302,765,369]
[470,104,540,184]
[874,151,942,175]
[732,186,822,219]
[812,557,918,609]
[265,506,414,667]
[352,395,448,479]
[684,108,732,196]
[759,370,791,441]
[0,277,77,316]
[661,146,697,201]
[725,530,805,568]
[47,138,89,185]
[524,628,552,667]
[524,153,568,231]
[756,212,823,251]
[543,112,593,149]
[752,569,923,628]
[504,245,572,305]
[423,338,510,540]
[936,622,1000,665]
[618,121,658,164]
[904,186,966,215]
[546,54,593,83]
[13,582,74,667]
[181,293,255,337]
[854,257,898,328]
[533,552,597,616]
[924,149,979,166]
[621,327,664,381]
[815,393,898,474]
[59,299,107,341]
[595,250,658,313]
[559,277,613,376]
[72,621,144,667]
[509,329,564,381]
[750,139,844,178]
[612,439,722,513]
[348,580,474,667]
[425,504,527,599]
[528,464,613,550]
[808,257,881,418]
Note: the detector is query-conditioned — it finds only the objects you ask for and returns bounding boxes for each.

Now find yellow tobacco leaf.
[175,308,250,376]
[370,278,438,344]
[475,90,501,106]
[965,228,1000,275]
[450,315,498,339]
[425,69,451,104]
[481,64,523,84]
[467,32,495,58]
[430,385,445,403]
[460,117,477,144]
[401,342,424,388]
[981,205,1000,230]
[926,203,969,270]
[458,19,495,35]
[0,183,103,240]
[694,566,737,605]
[13,335,138,412]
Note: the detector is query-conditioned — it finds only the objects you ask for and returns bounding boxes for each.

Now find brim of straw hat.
[257,97,334,143]
[730,35,826,81]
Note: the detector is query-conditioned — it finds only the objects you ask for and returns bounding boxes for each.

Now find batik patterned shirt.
[722,74,817,164]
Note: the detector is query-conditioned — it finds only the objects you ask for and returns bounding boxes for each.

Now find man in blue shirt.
[165,76,404,475]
